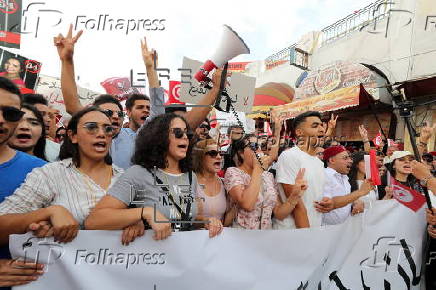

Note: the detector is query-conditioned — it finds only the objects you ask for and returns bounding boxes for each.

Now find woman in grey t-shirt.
[85,113,223,241]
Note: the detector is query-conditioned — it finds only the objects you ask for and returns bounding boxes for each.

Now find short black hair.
[165,106,187,114]
[292,111,322,135]
[125,93,150,110]
[0,76,22,102]
[93,94,123,112]
[23,94,48,106]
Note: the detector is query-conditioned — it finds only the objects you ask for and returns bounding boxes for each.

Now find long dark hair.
[133,113,192,172]
[228,135,250,168]
[386,159,417,187]
[9,104,46,160]
[59,106,112,167]
[348,151,366,192]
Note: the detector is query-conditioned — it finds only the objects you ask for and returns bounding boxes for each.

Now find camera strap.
[147,168,192,221]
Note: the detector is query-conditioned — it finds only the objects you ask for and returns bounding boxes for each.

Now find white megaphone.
[195,25,250,83]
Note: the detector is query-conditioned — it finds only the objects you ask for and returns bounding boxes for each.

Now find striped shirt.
[0,158,123,227]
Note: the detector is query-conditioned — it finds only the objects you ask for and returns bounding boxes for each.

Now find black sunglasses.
[83,122,114,136]
[205,150,222,158]
[199,124,211,130]
[170,128,193,139]
[245,142,259,151]
[1,106,25,122]
[102,109,125,118]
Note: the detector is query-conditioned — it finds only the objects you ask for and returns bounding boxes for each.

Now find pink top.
[224,167,278,230]
[196,179,227,220]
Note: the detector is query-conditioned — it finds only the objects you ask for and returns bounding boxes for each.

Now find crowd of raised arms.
[0,25,435,288]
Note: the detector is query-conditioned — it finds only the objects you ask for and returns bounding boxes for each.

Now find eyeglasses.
[82,122,114,136]
[1,106,24,122]
[205,150,222,158]
[245,142,259,151]
[102,109,125,118]
[170,128,193,139]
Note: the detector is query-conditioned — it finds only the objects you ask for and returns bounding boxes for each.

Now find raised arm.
[268,116,282,161]
[54,24,84,115]
[359,125,371,152]
[185,69,222,129]
[418,122,435,156]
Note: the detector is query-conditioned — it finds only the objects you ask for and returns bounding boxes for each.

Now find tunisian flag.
[391,178,426,212]
[372,131,383,147]
[165,81,185,105]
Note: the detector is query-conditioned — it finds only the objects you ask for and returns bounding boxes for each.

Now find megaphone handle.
[213,63,229,112]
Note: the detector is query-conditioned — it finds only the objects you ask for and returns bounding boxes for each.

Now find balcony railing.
[264,0,394,69]
[320,0,393,45]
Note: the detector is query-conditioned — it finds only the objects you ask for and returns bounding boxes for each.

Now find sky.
[11,0,376,93]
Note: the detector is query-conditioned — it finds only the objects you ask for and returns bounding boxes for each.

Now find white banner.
[36,75,100,118]
[10,201,427,290]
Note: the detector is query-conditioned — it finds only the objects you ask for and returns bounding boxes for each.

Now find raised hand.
[140,37,156,69]
[53,24,83,61]
[292,168,308,198]
[358,125,369,141]
[328,114,338,130]
[419,122,436,143]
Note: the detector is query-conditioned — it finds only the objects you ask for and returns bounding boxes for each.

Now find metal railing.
[264,0,394,69]
[320,0,393,45]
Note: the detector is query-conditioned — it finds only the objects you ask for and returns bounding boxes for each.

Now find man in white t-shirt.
[275,111,327,229]
[321,146,374,225]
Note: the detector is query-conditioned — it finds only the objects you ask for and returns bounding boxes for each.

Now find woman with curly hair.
[86,113,223,241]
[8,104,47,160]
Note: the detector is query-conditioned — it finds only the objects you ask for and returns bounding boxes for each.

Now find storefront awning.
[271,84,374,121]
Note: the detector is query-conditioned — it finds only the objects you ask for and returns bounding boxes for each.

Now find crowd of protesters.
[0,26,435,288]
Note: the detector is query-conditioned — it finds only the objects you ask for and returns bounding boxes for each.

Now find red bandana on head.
[323,146,347,161]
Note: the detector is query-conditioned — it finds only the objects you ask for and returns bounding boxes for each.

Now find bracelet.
[419,142,428,146]
[363,140,369,143]
[141,207,145,222]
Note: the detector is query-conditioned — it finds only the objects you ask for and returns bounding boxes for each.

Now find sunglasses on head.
[205,150,222,158]
[1,106,25,122]
[102,109,125,118]
[82,122,114,136]
[170,128,193,139]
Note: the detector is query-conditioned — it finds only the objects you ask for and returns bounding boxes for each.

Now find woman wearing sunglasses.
[85,113,223,241]
[8,104,47,161]
[224,135,307,229]
[0,106,124,243]
[192,139,235,226]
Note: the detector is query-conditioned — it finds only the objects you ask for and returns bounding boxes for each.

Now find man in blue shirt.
[0,77,46,288]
